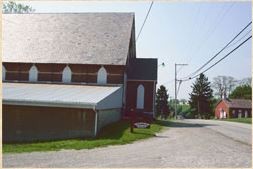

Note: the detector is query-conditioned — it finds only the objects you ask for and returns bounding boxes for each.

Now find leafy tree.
[3,1,35,13]
[176,105,182,114]
[189,73,214,119]
[229,85,252,100]
[212,76,237,99]
[155,85,170,119]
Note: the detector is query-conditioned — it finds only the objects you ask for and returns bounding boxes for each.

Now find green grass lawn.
[220,117,252,124]
[3,119,168,153]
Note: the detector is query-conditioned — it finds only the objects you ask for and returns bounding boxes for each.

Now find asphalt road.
[3,119,252,168]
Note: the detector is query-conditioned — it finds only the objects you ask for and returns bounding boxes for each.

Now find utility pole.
[175,63,188,119]
[174,64,177,119]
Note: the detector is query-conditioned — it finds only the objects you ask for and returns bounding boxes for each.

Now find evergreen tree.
[155,85,170,119]
[189,73,213,119]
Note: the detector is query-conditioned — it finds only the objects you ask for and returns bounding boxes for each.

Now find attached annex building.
[2,13,157,142]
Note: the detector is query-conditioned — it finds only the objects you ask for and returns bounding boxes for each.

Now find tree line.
[212,76,251,99]
[155,74,251,119]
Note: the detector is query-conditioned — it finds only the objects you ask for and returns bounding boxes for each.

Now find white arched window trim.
[136,84,145,109]
[62,65,72,83]
[97,66,107,84]
[29,65,38,82]
[2,65,6,81]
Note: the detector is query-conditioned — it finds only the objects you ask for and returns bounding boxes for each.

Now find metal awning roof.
[3,83,123,110]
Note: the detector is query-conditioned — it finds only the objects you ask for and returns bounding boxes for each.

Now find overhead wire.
[226,29,252,48]
[180,21,252,80]
[136,1,154,42]
[178,3,235,75]
[177,4,226,74]
[191,2,235,57]
[180,35,252,82]
[176,4,201,67]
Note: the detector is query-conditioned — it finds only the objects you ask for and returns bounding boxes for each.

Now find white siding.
[62,65,72,83]
[2,65,6,81]
[97,66,107,84]
[136,84,144,109]
[97,109,121,131]
[29,65,38,82]
[96,86,123,110]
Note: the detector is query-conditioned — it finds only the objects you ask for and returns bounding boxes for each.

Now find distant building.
[215,99,252,119]
[2,13,157,142]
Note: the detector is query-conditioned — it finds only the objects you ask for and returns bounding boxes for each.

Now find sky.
[22,1,252,100]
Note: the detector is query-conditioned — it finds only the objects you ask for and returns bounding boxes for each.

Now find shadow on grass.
[97,120,130,139]
[155,119,217,128]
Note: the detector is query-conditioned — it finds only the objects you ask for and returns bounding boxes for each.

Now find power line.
[182,21,252,79]
[178,3,235,74]
[177,3,232,74]
[136,1,154,42]
[176,4,201,66]
[190,35,252,80]
[191,3,235,58]
[226,29,252,48]
[180,35,252,82]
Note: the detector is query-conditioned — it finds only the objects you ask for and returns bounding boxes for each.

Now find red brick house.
[2,13,157,142]
[215,99,252,119]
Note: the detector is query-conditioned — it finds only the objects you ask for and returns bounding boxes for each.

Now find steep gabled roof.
[3,13,134,65]
[223,99,252,109]
[127,58,157,81]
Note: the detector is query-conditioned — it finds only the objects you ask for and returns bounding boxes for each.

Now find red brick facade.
[125,80,156,115]
[3,63,125,84]
[215,101,230,118]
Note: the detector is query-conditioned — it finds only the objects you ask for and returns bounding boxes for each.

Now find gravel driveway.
[3,119,252,168]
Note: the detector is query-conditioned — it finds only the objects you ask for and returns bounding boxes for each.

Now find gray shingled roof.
[3,13,134,65]
[127,58,157,81]
[224,99,252,109]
